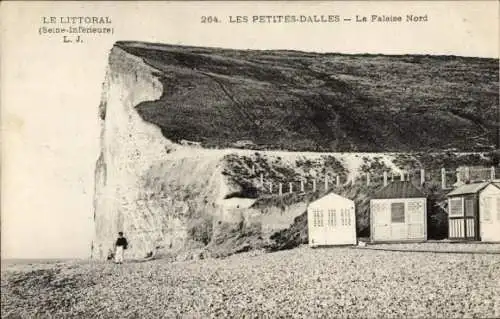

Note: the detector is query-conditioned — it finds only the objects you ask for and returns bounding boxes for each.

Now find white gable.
[309,193,353,210]
[480,183,500,196]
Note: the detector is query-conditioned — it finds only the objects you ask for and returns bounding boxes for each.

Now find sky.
[1,1,498,259]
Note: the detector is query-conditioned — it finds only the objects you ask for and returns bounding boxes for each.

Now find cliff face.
[93,47,229,259]
[93,42,498,260]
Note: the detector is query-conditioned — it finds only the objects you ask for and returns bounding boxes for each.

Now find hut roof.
[371,181,425,200]
[447,181,500,197]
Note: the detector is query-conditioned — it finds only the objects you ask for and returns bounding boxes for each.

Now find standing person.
[114,232,128,264]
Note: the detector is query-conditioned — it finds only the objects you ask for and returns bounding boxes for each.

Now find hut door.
[407,201,425,239]
[372,203,391,241]
[463,199,476,239]
[449,197,477,240]
[449,198,465,239]
[325,209,337,245]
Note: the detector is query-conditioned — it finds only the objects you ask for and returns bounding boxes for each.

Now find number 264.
[201,16,220,23]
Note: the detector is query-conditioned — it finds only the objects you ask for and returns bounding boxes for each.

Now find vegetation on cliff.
[115,41,498,152]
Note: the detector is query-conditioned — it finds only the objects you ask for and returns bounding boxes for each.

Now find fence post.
[336,175,340,187]
[279,183,283,196]
[324,176,328,191]
[400,171,405,182]
[465,167,470,182]
[313,179,317,192]
[391,173,394,182]
[269,181,273,193]
[441,168,446,189]
[491,167,495,180]
[300,179,305,193]
[289,182,293,194]
[366,173,370,186]
[420,169,425,185]
[383,171,388,186]
[456,169,461,185]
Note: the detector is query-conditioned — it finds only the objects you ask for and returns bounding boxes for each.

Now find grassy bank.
[118,41,499,153]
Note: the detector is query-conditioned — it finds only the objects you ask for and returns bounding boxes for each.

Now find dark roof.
[372,181,425,200]
[446,182,490,197]
[447,181,500,197]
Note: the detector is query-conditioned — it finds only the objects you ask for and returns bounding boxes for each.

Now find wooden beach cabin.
[307,193,357,247]
[446,181,500,242]
[370,181,427,243]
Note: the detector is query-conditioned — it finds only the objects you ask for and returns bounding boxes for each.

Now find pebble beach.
[2,244,500,318]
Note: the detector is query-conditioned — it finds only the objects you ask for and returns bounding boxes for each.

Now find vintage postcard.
[1,1,499,318]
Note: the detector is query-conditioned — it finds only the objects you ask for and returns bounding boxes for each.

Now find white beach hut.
[370,181,427,243]
[307,193,357,247]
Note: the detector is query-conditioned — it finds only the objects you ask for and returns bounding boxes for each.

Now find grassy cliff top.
[115,41,499,152]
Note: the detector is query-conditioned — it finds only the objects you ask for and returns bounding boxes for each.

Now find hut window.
[328,209,336,227]
[465,199,475,217]
[313,209,323,227]
[449,198,463,216]
[340,209,351,226]
[391,203,405,223]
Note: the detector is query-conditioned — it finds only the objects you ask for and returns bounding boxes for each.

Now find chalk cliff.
[93,46,240,260]
[93,42,498,260]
